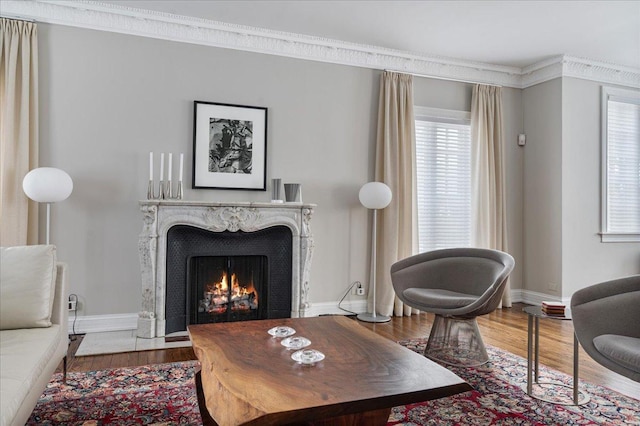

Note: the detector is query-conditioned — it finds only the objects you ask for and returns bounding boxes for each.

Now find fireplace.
[138,201,314,338]
[164,224,292,334]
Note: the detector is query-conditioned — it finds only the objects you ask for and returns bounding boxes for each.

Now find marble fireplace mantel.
[138,200,315,338]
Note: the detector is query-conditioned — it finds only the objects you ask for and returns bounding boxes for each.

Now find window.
[415,107,472,252]
[601,87,640,242]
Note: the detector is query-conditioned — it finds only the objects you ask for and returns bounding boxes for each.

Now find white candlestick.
[179,153,184,182]
[149,152,153,181]
[168,153,173,182]
[160,153,164,181]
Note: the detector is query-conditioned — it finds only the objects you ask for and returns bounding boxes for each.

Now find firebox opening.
[189,255,267,324]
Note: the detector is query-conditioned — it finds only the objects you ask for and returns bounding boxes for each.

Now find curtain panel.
[470,84,511,307]
[0,18,39,246]
[374,71,418,317]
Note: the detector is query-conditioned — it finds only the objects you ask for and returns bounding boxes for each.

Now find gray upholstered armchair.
[571,275,640,382]
[391,248,515,367]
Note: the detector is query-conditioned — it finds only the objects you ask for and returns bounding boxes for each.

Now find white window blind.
[415,108,472,252]
[601,87,640,242]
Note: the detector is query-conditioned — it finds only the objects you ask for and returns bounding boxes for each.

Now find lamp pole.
[45,203,51,245]
[357,182,392,323]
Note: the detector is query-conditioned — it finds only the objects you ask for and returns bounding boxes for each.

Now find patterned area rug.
[28,342,639,425]
[391,339,640,425]
[28,362,202,425]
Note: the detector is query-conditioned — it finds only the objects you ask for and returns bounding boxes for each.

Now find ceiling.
[99,0,640,70]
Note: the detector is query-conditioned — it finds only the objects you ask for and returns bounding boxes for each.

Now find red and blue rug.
[391,339,639,425]
[28,341,639,425]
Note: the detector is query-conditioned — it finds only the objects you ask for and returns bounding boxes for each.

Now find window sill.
[599,232,640,243]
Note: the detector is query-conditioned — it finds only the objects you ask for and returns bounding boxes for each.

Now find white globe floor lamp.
[357,182,392,323]
[23,167,73,245]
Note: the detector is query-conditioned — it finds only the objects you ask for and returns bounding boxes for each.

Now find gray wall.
[523,79,564,297]
[38,24,525,317]
[40,24,373,315]
[523,77,640,299]
[561,78,640,296]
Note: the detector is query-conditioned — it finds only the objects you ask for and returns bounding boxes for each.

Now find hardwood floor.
[58,303,640,400]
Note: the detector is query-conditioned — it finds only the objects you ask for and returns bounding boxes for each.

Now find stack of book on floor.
[541,301,566,316]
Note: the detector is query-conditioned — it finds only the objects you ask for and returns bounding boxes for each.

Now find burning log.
[198,272,259,314]
[231,291,258,311]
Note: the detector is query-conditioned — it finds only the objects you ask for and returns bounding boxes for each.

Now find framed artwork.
[192,101,267,190]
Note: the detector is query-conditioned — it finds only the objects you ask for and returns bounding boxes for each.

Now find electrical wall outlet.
[352,282,365,296]
[518,133,526,146]
[352,281,365,296]
[68,295,78,311]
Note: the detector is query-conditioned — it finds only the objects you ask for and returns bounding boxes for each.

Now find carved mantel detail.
[137,200,315,338]
[202,206,261,232]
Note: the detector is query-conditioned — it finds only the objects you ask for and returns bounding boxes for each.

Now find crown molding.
[520,57,565,88]
[522,55,640,89]
[3,0,639,89]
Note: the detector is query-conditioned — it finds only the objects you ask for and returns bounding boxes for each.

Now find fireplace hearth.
[138,201,314,338]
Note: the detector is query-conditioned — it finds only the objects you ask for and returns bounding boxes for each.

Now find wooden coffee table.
[188,316,471,426]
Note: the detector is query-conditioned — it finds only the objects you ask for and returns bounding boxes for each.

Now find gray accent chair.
[391,248,515,367]
[571,275,640,382]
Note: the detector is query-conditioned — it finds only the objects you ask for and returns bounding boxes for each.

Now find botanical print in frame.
[192,101,267,190]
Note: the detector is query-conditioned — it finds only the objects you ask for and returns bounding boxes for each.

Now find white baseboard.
[68,290,568,334]
[305,300,367,317]
[308,289,568,316]
[307,289,567,317]
[514,289,571,306]
[68,313,138,335]
[509,289,526,304]
[67,303,367,335]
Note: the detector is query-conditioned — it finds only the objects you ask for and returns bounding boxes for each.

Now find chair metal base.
[425,315,489,367]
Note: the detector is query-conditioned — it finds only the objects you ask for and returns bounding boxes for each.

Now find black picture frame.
[192,101,267,190]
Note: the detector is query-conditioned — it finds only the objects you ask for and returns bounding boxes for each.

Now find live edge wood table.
[188,316,471,426]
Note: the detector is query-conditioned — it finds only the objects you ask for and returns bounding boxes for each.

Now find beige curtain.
[0,18,39,247]
[373,71,418,317]
[471,84,511,307]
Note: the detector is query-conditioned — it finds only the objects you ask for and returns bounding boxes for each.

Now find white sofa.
[0,245,68,426]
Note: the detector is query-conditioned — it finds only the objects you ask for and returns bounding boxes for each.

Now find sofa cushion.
[0,245,57,329]
[593,334,640,374]
[0,326,63,426]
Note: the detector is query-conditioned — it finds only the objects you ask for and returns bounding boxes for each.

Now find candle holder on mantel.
[148,151,185,200]
[166,180,183,200]
[147,180,183,200]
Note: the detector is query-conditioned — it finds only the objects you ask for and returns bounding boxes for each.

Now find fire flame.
[202,272,258,314]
